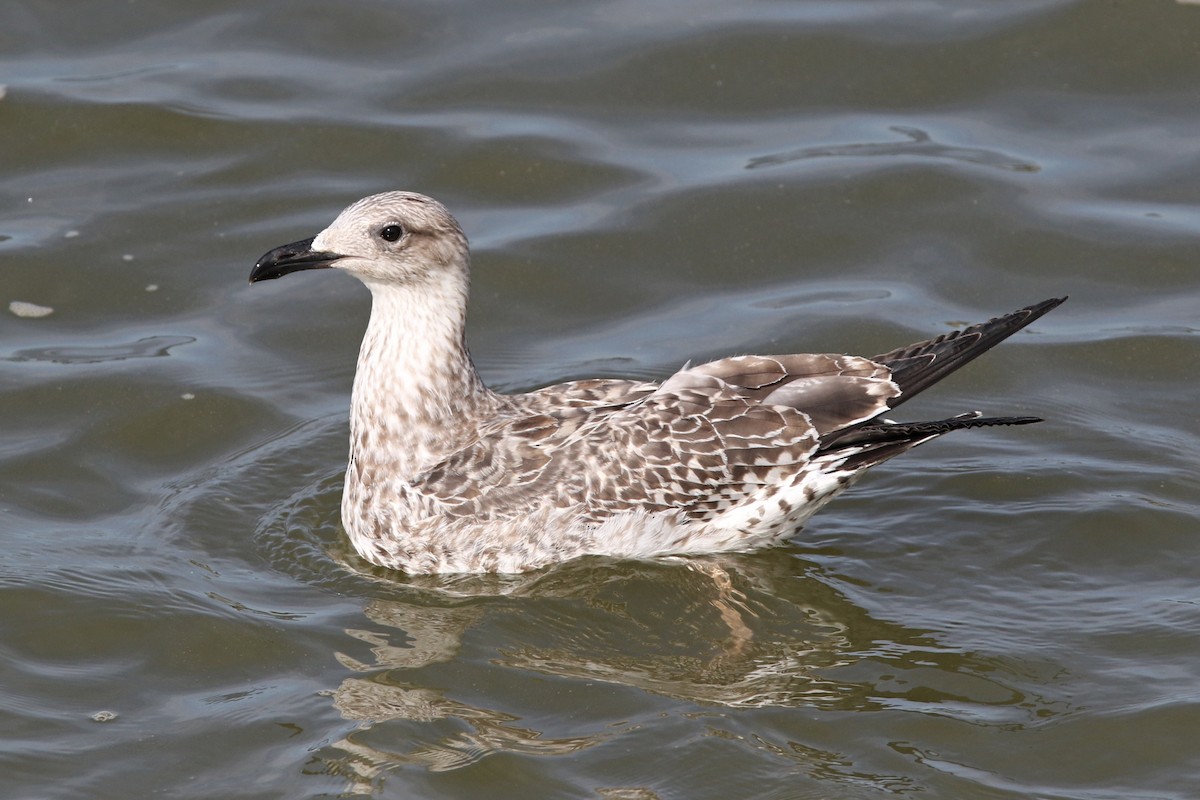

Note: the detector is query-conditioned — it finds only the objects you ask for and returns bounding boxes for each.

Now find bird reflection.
[312,548,928,790]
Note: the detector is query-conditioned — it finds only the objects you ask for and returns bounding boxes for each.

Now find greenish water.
[2,1,1198,797]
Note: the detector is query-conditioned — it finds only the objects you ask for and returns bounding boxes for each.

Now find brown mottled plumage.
[251,191,1065,574]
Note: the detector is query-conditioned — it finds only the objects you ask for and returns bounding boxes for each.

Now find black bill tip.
[249,236,343,284]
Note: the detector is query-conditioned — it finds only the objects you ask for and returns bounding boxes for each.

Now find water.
[2,1,1198,797]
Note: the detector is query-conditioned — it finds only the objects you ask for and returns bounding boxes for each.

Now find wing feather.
[412,371,821,523]
[661,353,898,435]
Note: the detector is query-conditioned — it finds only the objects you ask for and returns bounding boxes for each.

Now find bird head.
[250,191,470,290]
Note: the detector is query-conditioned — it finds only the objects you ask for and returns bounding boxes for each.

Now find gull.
[251,191,1064,574]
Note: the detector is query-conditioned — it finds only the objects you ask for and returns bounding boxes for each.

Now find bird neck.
[349,277,495,477]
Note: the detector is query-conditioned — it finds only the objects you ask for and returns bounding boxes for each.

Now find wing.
[413,300,1065,527]
[411,353,899,523]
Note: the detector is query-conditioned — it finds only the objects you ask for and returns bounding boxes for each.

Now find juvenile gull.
[251,191,1065,574]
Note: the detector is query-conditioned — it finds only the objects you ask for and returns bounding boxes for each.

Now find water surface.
[2,1,1198,797]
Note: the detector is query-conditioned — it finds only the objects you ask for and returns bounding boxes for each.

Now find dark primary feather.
[873,296,1066,409]
[812,297,1066,467]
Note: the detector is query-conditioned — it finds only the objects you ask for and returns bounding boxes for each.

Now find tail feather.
[822,413,1042,471]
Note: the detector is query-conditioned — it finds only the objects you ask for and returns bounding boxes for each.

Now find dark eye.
[379,224,404,242]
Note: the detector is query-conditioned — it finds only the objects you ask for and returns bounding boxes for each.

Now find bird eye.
[379,224,404,242]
